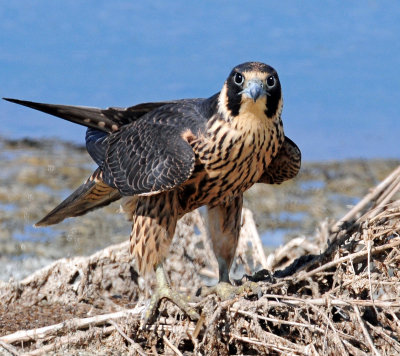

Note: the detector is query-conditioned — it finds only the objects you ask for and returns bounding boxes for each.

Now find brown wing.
[258,136,301,184]
[35,169,121,226]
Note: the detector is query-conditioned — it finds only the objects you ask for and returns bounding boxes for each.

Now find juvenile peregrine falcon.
[4,62,301,321]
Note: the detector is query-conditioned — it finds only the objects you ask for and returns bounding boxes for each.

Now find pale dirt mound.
[0,166,399,355]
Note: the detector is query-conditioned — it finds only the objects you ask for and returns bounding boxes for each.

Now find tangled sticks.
[1,166,400,355]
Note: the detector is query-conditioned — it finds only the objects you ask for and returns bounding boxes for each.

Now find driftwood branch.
[0,306,145,344]
[331,165,400,232]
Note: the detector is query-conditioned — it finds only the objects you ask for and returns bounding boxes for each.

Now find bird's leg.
[144,263,200,324]
[129,192,200,323]
[202,194,260,299]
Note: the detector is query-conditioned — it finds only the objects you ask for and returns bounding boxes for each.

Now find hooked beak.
[240,79,268,102]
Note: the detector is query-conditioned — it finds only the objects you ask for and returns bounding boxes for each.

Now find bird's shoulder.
[125,93,220,134]
[88,94,219,196]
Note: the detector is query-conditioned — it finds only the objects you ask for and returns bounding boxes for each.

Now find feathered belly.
[177,126,280,213]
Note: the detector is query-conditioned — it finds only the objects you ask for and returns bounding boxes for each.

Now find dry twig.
[1,165,399,355]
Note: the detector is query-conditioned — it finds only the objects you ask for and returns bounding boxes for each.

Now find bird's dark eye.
[233,72,244,86]
[266,75,276,88]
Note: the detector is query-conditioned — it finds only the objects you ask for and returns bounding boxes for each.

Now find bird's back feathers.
[4,97,217,197]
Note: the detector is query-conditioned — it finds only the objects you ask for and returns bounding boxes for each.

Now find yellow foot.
[200,281,261,301]
[143,264,200,324]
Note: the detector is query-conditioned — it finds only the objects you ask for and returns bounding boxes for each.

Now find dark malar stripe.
[265,84,281,118]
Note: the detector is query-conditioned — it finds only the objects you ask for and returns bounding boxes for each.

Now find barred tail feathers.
[35,170,121,226]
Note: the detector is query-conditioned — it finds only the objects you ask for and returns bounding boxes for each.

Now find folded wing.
[258,136,301,184]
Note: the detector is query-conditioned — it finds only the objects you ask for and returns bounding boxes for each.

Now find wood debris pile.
[0,166,399,355]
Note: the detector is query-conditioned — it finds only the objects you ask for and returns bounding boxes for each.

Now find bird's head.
[218,62,282,121]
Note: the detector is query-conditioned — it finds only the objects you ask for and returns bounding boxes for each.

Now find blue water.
[1,1,399,161]
[261,229,286,248]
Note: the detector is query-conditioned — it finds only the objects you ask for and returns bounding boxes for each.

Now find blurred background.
[1,0,399,160]
[0,1,399,281]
